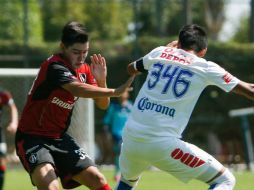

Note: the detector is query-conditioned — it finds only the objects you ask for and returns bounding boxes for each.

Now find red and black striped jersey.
[18,54,97,138]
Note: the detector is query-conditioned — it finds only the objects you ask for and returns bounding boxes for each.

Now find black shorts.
[15,130,95,189]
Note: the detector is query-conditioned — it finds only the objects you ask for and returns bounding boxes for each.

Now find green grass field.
[4,167,254,190]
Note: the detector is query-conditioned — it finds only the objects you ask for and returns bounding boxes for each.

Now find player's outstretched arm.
[231,81,254,100]
[62,75,135,98]
[6,100,18,134]
[127,62,142,76]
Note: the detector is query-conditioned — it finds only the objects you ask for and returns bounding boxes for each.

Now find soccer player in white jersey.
[115,24,254,190]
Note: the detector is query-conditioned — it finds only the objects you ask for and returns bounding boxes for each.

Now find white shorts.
[119,133,224,183]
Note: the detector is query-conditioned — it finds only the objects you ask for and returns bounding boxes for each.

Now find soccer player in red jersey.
[0,89,18,190]
[15,21,134,190]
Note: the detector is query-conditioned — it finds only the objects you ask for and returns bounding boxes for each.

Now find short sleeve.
[0,91,13,105]
[206,61,239,92]
[142,46,165,70]
[47,62,77,87]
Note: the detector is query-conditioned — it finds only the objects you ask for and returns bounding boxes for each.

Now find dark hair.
[61,21,88,47]
[178,24,208,53]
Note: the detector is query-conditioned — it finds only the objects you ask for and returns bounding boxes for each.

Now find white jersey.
[125,46,239,140]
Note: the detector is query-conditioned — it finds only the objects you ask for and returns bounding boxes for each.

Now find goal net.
[0,68,95,160]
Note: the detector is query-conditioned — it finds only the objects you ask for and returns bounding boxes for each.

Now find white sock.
[208,169,235,190]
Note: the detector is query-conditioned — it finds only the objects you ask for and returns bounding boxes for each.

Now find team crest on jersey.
[79,74,87,83]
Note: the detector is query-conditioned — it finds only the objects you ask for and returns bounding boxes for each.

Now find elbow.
[127,63,139,76]
[247,88,254,100]
[97,104,109,110]
[245,83,254,100]
[241,85,254,100]
[95,98,110,110]
[233,82,254,100]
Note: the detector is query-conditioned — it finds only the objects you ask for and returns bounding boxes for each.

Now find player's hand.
[6,122,18,134]
[90,54,107,84]
[113,75,135,97]
[166,40,178,48]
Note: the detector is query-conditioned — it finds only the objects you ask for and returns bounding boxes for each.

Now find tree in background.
[250,0,254,42]
[230,0,254,43]
[40,0,132,41]
[129,0,190,37]
[0,0,23,42]
[39,0,85,41]
[0,0,231,43]
[204,0,225,41]
[231,16,249,43]
[0,0,42,43]
[83,0,132,40]
[29,0,43,43]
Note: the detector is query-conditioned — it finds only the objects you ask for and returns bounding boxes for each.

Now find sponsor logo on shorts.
[51,97,74,110]
[137,97,175,117]
[29,153,37,164]
[171,148,205,168]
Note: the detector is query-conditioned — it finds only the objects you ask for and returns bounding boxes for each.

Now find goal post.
[229,107,254,171]
[67,98,95,160]
[0,68,95,160]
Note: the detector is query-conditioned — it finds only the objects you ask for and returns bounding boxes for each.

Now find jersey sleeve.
[205,61,240,92]
[135,46,165,72]
[0,91,13,105]
[47,62,77,87]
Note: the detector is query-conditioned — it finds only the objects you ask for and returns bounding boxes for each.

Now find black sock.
[0,170,5,190]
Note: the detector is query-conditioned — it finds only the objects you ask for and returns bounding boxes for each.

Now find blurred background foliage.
[0,0,254,165]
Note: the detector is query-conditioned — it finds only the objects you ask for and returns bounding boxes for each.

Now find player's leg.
[115,177,140,190]
[193,150,235,190]
[15,131,60,190]
[31,163,59,190]
[115,137,150,190]
[53,133,112,190]
[72,166,111,190]
[112,135,122,181]
[152,137,235,190]
[0,128,7,190]
[199,167,235,190]
[0,157,6,190]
